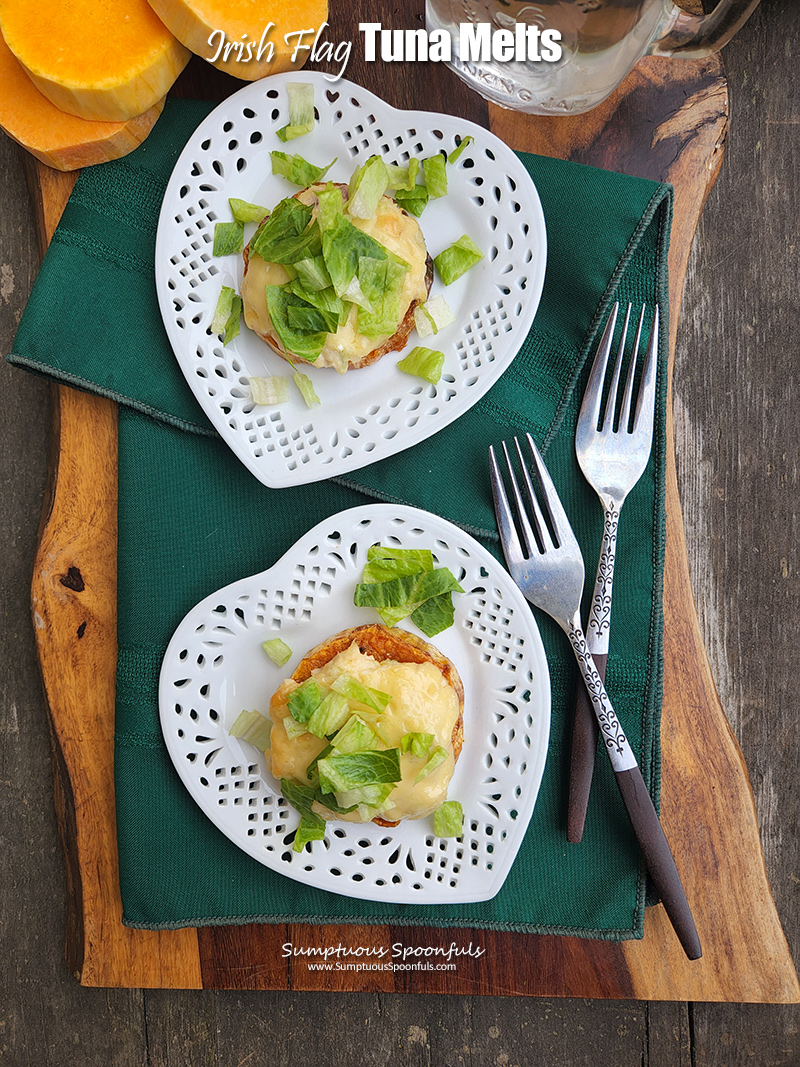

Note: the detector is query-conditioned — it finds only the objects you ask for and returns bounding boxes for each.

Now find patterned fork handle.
[567,498,619,842]
[564,611,702,962]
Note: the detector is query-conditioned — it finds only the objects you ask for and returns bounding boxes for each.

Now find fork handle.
[567,500,619,842]
[566,620,702,960]
[566,652,605,843]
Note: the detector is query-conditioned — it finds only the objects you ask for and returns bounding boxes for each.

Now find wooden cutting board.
[24,21,799,999]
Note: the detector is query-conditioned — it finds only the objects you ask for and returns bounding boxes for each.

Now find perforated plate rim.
[158,504,551,904]
[155,73,547,488]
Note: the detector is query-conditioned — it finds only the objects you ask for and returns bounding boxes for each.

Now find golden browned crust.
[291,624,464,827]
[242,185,433,371]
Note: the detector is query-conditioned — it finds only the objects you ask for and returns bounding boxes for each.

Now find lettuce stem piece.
[434,234,484,285]
[276,82,316,142]
[262,638,292,666]
[397,346,445,385]
[433,800,463,838]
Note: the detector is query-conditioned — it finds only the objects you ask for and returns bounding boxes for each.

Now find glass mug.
[425,0,762,114]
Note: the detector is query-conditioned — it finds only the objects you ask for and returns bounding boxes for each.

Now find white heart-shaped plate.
[159,504,550,904]
[155,73,547,487]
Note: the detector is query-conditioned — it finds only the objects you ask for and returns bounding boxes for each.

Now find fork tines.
[489,433,574,561]
[582,302,659,437]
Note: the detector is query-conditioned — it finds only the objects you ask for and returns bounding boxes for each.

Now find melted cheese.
[241,193,429,371]
[266,642,460,822]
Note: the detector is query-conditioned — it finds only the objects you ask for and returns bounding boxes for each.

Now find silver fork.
[489,433,701,960]
[568,302,660,843]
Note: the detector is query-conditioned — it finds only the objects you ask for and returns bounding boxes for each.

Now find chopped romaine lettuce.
[292,254,332,292]
[287,679,327,723]
[317,749,402,793]
[434,234,484,285]
[397,346,445,385]
[271,150,335,187]
[321,214,388,298]
[413,294,454,339]
[265,286,327,362]
[315,181,344,231]
[433,800,463,837]
[361,545,434,584]
[282,715,309,741]
[331,715,381,754]
[414,745,448,783]
[249,375,290,406]
[400,732,435,758]
[280,778,326,851]
[222,294,242,346]
[229,709,272,750]
[211,285,235,334]
[353,566,464,635]
[330,673,391,713]
[228,197,268,223]
[213,220,244,256]
[262,638,292,666]
[307,691,352,739]
[448,135,474,164]
[347,155,390,220]
[386,158,420,192]
[422,154,448,199]
[357,257,410,339]
[293,371,320,408]
[276,81,316,142]
[249,197,319,264]
[394,185,428,217]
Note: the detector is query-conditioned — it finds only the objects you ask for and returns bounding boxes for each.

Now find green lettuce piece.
[228,197,269,223]
[229,709,272,750]
[265,286,327,362]
[434,234,484,285]
[276,82,316,142]
[335,782,395,815]
[356,257,409,339]
[331,715,381,754]
[307,692,352,739]
[400,732,435,758]
[433,800,463,838]
[354,567,464,628]
[414,745,449,783]
[288,280,349,330]
[271,150,335,187]
[448,135,474,164]
[287,303,331,334]
[286,679,327,723]
[394,185,429,217]
[422,154,448,198]
[282,715,308,741]
[262,638,292,666]
[293,254,332,292]
[347,155,389,219]
[315,181,344,232]
[250,197,319,265]
[293,371,321,409]
[306,742,333,783]
[249,375,290,406]
[321,214,388,298]
[330,673,391,713]
[317,749,402,794]
[213,220,244,256]
[211,285,235,333]
[411,591,458,637]
[361,546,434,584]
[397,345,445,385]
[280,778,326,851]
[223,294,242,346]
[386,158,420,192]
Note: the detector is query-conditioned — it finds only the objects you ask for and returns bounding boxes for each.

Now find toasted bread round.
[241,184,433,372]
[276,624,464,827]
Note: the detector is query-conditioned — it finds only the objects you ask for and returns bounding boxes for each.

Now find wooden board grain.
[24,40,799,999]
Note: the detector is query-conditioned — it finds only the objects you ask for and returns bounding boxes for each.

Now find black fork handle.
[566,652,606,843]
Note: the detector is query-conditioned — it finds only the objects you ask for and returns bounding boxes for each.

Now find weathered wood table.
[11,0,799,1014]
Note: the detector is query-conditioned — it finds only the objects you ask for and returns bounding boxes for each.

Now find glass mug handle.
[651,0,762,57]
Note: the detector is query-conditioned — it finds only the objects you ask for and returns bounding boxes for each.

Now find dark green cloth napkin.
[9,98,671,939]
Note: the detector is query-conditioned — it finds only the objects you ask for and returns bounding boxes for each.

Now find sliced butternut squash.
[147,0,328,80]
[0,0,189,122]
[0,31,164,172]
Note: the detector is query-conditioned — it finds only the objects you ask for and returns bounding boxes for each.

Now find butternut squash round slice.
[0,31,165,171]
[0,0,190,122]
[147,0,328,80]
